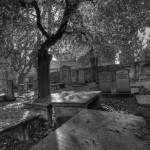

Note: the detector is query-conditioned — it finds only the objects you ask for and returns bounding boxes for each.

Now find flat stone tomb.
[136,95,150,105]
[50,91,101,121]
[31,109,150,150]
[116,69,131,93]
[99,72,112,93]
[0,107,39,141]
[50,91,100,106]
[24,98,52,123]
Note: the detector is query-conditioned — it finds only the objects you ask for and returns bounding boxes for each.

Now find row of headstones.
[60,66,91,84]
[99,69,131,93]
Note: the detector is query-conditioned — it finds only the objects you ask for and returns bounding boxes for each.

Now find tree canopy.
[1,0,150,81]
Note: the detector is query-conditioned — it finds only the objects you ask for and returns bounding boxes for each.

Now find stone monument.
[78,69,85,84]
[116,69,131,93]
[60,65,71,85]
[71,69,77,83]
[99,72,112,93]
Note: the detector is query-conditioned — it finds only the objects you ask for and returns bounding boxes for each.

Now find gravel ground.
[1,83,150,150]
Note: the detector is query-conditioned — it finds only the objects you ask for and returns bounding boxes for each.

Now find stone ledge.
[24,102,52,123]
[30,109,150,150]
[100,93,133,96]
[0,115,39,141]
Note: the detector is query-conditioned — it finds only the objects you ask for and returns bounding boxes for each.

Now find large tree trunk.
[90,49,98,82]
[38,49,51,98]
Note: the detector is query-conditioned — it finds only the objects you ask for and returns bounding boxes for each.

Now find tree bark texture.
[38,49,51,98]
[90,49,98,82]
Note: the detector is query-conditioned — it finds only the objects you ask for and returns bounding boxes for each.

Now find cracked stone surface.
[31,109,150,150]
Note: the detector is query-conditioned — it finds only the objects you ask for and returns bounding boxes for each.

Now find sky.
[139,27,150,47]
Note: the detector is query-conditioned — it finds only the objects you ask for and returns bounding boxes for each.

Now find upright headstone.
[78,69,85,84]
[24,83,28,91]
[24,77,29,91]
[85,69,91,83]
[6,80,15,101]
[71,70,77,83]
[60,65,71,84]
[116,69,131,93]
[99,72,112,93]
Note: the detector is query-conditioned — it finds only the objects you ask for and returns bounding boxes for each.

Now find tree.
[16,0,82,98]
[0,1,41,84]
[2,0,150,97]
[99,0,150,64]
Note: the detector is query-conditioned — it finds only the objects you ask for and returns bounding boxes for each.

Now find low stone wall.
[0,115,39,141]
[54,106,83,123]
[24,103,52,124]
[131,81,150,90]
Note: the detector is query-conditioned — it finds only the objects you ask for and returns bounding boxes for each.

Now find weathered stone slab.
[50,91,101,122]
[31,109,150,150]
[50,91,100,105]
[24,96,52,123]
[0,107,39,141]
[136,95,150,105]
[25,91,100,124]
[71,70,77,83]
[60,65,71,84]
[99,72,112,93]
[84,69,92,83]
[116,70,131,93]
[78,69,85,84]
[24,83,28,91]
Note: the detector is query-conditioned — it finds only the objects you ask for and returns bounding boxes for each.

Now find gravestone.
[24,77,29,91]
[116,69,131,93]
[60,65,71,84]
[6,80,15,101]
[71,70,77,83]
[99,72,112,93]
[24,83,28,91]
[85,69,91,83]
[78,69,85,84]
[24,77,29,82]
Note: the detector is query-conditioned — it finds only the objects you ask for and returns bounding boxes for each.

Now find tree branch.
[41,0,80,50]
[31,0,49,39]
